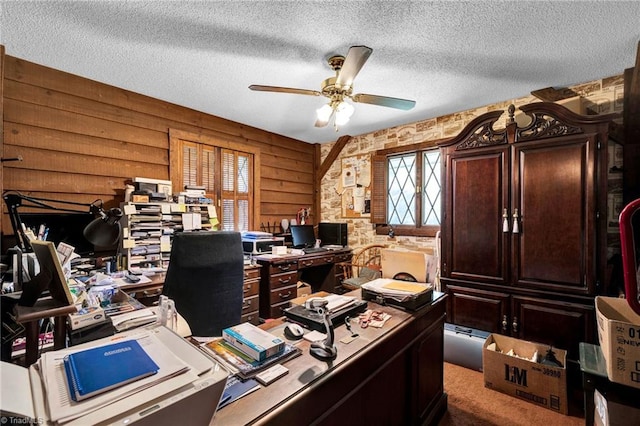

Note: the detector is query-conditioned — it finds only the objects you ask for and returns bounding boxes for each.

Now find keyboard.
[303,247,328,254]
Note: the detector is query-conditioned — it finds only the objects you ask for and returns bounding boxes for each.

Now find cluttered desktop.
[1,214,445,424]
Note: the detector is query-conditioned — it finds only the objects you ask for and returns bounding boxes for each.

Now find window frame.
[371,139,444,237]
[169,129,261,232]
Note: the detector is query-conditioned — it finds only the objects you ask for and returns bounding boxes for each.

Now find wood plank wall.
[1,52,317,250]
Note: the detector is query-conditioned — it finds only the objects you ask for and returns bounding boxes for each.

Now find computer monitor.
[318,222,348,247]
[20,213,97,255]
[290,225,316,249]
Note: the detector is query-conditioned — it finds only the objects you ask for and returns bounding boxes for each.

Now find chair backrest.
[162,231,244,336]
[350,244,387,277]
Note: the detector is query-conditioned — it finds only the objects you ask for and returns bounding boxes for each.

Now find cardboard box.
[296,281,312,297]
[595,296,640,390]
[68,306,106,330]
[483,334,568,415]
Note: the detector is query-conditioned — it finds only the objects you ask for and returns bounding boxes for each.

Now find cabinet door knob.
[512,208,520,234]
[502,209,509,232]
[512,316,519,333]
[502,315,508,333]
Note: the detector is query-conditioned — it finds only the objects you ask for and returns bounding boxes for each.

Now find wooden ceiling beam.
[314,135,351,223]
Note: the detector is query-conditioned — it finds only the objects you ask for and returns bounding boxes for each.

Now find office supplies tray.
[361,286,433,311]
[283,300,368,332]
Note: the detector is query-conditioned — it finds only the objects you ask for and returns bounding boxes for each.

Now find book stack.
[205,323,301,380]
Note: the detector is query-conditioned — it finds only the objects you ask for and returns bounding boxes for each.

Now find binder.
[63,339,159,401]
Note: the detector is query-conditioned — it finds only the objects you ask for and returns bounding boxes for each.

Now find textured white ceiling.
[1,1,639,144]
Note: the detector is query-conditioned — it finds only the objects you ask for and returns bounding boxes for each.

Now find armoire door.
[446,285,510,333]
[511,295,595,358]
[511,134,597,295]
[443,145,510,286]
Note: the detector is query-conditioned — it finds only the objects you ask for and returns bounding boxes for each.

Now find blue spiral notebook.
[63,339,159,401]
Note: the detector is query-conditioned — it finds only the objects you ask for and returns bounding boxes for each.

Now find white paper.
[353,187,365,212]
[123,204,137,215]
[0,362,35,418]
[342,167,356,187]
[207,205,217,219]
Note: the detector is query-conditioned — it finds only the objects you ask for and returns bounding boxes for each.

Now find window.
[371,144,442,237]
[169,130,260,232]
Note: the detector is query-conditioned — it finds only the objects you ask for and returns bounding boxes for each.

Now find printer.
[242,236,285,255]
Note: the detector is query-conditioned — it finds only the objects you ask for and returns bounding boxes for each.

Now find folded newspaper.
[361,278,432,302]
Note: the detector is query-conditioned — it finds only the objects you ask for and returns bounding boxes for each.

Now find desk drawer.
[268,261,298,275]
[270,301,292,319]
[242,295,259,314]
[298,255,334,269]
[241,310,260,326]
[244,266,261,281]
[243,279,259,297]
[269,284,297,305]
[333,252,352,263]
[269,271,297,290]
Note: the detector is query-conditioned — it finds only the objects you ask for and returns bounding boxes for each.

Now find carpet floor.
[438,362,584,426]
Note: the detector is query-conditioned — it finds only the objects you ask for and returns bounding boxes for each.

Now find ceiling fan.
[249,45,416,130]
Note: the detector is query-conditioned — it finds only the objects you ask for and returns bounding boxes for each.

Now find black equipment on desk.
[284,299,367,333]
[290,225,316,249]
[318,222,348,247]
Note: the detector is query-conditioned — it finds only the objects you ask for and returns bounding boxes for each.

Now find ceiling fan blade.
[249,85,321,97]
[335,45,373,89]
[352,93,416,110]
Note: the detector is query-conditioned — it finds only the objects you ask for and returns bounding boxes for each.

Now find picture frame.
[30,240,74,305]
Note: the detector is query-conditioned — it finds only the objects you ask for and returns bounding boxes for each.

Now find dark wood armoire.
[438,102,618,359]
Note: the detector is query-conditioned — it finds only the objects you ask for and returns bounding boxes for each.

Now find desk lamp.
[3,191,123,252]
[3,191,123,304]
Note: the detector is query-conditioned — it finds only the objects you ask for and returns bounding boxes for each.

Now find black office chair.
[162,231,244,336]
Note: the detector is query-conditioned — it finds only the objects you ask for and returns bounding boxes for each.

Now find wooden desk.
[13,298,76,366]
[212,291,447,425]
[256,249,352,319]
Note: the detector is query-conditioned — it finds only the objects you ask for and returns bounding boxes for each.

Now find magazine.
[204,338,301,379]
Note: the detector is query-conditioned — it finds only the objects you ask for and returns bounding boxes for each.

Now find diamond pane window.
[422,150,441,226]
[387,153,417,225]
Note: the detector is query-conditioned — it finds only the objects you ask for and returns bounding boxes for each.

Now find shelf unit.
[120,201,216,270]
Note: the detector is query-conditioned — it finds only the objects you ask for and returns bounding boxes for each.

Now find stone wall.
[320,75,625,255]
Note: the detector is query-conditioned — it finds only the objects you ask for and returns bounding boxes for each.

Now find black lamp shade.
[83,217,121,247]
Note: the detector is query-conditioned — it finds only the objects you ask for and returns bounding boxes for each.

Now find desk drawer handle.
[243,286,251,293]
[143,289,162,297]
[301,261,313,267]
[278,265,292,271]
[278,277,292,284]
[242,302,251,310]
[278,291,292,299]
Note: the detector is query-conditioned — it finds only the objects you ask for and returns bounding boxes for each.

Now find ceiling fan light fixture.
[334,101,354,126]
[316,103,334,125]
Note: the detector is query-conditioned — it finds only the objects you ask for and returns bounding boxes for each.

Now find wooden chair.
[340,243,387,291]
